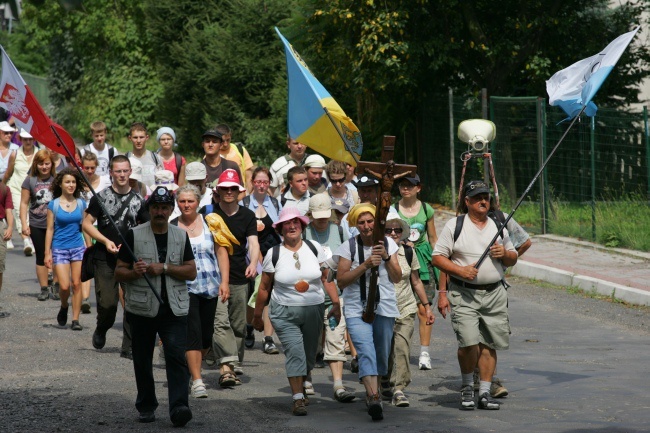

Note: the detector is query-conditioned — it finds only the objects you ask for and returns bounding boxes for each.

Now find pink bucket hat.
[272,206,310,229]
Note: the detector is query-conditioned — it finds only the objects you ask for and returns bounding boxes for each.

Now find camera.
[458,119,496,153]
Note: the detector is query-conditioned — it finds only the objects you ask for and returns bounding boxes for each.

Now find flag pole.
[474,105,588,269]
[49,125,164,305]
[323,107,361,165]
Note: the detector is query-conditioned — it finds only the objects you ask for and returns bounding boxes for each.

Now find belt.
[450,277,502,291]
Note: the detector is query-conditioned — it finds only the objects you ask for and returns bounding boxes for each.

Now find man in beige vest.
[115,186,197,427]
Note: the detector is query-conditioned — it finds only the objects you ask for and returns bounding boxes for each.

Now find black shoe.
[244,324,255,348]
[170,405,192,427]
[138,411,155,423]
[314,352,325,368]
[0,311,10,318]
[478,392,501,410]
[120,350,133,360]
[81,299,91,314]
[92,328,106,349]
[57,306,69,326]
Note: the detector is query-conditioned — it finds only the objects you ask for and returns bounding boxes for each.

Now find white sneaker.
[6,240,14,250]
[190,380,208,398]
[23,238,33,256]
[303,381,315,395]
[418,352,432,370]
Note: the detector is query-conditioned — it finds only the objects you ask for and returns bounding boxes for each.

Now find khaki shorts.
[323,298,347,362]
[448,281,510,350]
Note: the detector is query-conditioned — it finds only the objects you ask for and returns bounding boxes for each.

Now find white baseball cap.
[19,128,33,139]
[0,121,16,133]
[185,162,207,181]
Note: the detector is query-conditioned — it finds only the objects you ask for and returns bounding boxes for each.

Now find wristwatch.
[163,263,168,274]
[382,254,391,262]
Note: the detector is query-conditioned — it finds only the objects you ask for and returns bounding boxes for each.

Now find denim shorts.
[53,245,86,265]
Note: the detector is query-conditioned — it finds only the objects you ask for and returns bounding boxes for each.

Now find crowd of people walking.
[0,118,530,426]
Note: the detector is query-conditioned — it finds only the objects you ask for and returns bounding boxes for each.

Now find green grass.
[511,195,650,252]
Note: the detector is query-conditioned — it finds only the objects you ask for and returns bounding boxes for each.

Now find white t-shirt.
[433,215,516,285]
[128,150,163,188]
[81,143,117,177]
[334,236,400,319]
[263,241,327,307]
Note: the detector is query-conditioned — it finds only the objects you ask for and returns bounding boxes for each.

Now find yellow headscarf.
[205,213,240,255]
[347,203,376,226]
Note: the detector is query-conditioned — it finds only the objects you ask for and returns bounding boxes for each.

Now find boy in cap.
[200,129,243,187]
[303,154,328,195]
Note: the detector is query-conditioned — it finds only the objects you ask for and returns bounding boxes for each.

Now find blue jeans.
[127,303,189,416]
[346,315,395,378]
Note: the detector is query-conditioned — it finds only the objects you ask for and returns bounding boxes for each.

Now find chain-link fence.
[413,91,650,251]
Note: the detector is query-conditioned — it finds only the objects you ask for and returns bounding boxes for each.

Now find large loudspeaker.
[458,119,496,152]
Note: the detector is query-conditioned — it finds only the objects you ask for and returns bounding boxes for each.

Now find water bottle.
[328,305,338,330]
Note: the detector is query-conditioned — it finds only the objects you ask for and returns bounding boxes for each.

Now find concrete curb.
[511,260,650,307]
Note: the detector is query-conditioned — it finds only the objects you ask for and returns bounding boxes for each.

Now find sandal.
[233,376,242,386]
[219,372,237,388]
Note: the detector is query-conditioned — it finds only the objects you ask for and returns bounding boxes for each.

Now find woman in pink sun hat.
[253,206,341,416]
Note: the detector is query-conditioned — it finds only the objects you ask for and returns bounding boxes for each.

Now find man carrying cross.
[432,180,517,411]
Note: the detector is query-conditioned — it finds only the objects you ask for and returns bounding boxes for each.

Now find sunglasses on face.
[330,178,346,184]
[219,186,239,192]
[385,227,403,234]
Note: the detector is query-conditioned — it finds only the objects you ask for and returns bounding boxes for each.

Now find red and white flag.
[0,46,76,158]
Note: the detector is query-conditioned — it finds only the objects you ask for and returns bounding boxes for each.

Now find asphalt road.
[1,243,649,433]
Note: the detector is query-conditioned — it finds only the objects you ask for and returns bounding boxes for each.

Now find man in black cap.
[200,129,243,186]
[432,180,518,411]
[115,186,197,426]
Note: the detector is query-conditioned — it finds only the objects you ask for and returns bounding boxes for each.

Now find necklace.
[182,216,200,233]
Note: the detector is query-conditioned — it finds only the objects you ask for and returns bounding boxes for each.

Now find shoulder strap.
[52,197,60,219]
[453,214,465,243]
[152,151,160,166]
[487,211,505,239]
[304,239,318,258]
[394,202,399,213]
[338,225,344,243]
[349,236,356,262]
[175,152,182,175]
[235,143,245,158]
[242,195,251,208]
[269,196,280,214]
[108,147,115,161]
[280,194,287,207]
[404,244,414,267]
[271,244,281,268]
[125,151,132,158]
[424,202,432,220]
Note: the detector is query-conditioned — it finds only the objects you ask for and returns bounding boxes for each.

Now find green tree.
[20,0,163,141]
[144,0,294,163]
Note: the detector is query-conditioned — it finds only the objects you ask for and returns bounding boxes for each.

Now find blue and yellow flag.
[275,27,362,166]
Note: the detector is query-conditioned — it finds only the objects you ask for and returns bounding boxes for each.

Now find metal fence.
[410,91,650,249]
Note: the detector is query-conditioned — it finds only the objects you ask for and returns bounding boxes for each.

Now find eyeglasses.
[330,178,346,184]
[293,252,301,270]
[385,228,403,234]
[2,131,12,135]
[254,180,269,186]
[218,186,239,192]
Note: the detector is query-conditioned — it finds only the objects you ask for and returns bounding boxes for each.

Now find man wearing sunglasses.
[432,180,517,411]
[209,169,260,377]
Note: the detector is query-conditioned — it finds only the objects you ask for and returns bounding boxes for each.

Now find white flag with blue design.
[546,26,639,119]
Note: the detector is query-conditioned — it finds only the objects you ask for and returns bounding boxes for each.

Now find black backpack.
[270,239,319,267]
[453,210,506,243]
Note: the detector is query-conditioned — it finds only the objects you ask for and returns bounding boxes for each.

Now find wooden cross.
[355,136,417,323]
